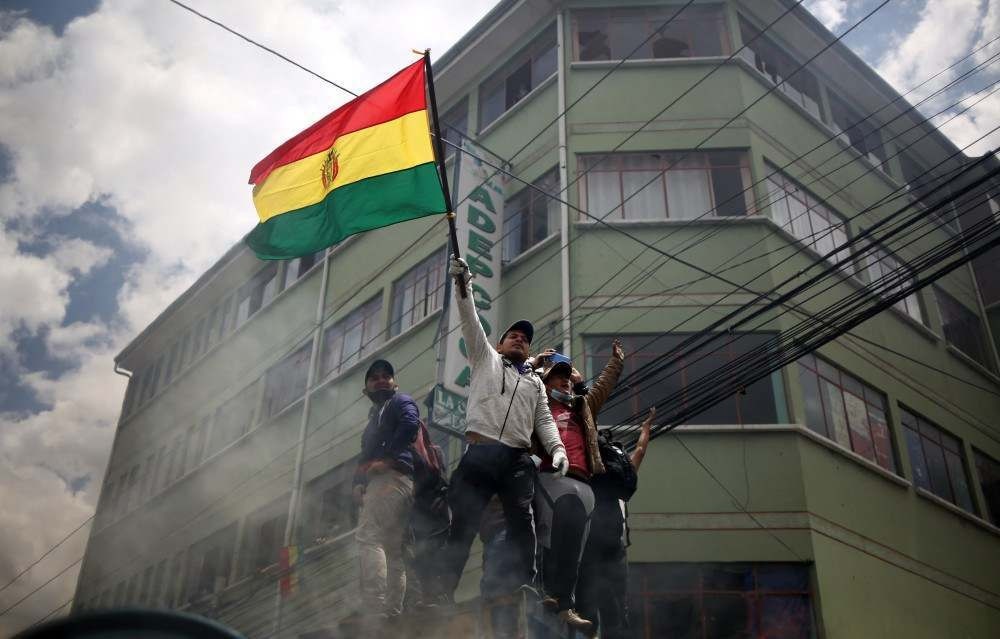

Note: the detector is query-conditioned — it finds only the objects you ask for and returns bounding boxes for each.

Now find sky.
[0,0,997,634]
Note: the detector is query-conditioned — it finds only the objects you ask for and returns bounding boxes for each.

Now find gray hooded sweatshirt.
[456,280,565,457]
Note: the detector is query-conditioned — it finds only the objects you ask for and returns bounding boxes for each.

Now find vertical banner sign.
[442,137,506,397]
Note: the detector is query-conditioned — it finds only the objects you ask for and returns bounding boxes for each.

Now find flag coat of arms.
[247,59,448,259]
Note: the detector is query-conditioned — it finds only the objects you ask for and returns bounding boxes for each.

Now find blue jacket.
[355,392,420,484]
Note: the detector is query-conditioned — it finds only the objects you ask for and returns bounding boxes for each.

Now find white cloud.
[805,0,848,31]
[877,0,984,103]
[0,0,496,633]
[933,89,1000,155]
[973,0,1000,65]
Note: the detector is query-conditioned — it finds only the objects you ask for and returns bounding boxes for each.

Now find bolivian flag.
[247,59,448,259]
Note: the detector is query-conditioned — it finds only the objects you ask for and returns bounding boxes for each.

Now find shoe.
[558,609,594,633]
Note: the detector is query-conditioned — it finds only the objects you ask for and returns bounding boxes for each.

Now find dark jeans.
[540,491,590,611]
[577,543,629,638]
[441,443,537,597]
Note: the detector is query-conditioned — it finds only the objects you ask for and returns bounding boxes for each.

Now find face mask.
[368,388,396,404]
[551,388,576,406]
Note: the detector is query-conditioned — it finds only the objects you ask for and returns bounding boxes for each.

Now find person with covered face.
[352,359,420,619]
[533,339,625,632]
[440,257,568,601]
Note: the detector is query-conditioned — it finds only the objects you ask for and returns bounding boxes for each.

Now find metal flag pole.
[272,249,332,638]
[421,48,467,299]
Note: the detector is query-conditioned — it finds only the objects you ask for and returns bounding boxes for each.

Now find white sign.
[442,136,506,395]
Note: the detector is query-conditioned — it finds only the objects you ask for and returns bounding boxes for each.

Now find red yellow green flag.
[247,59,448,259]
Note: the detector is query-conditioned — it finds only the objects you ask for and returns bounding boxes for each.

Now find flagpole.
[422,49,467,299]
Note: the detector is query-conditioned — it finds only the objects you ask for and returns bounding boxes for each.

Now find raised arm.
[385,394,420,456]
[630,407,654,471]
[585,338,626,417]
[450,257,492,367]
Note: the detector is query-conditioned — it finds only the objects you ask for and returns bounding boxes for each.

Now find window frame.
[320,295,384,379]
[579,151,755,224]
[901,407,976,514]
[478,24,558,131]
[572,5,732,62]
[934,285,994,371]
[797,354,897,473]
[389,249,447,337]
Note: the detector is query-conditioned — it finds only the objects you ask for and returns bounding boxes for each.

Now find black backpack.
[595,432,638,501]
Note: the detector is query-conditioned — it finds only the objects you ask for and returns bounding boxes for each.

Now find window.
[865,247,925,324]
[189,417,209,472]
[503,168,559,262]
[574,6,729,61]
[441,98,468,162]
[629,563,815,639]
[282,250,325,290]
[320,296,383,378]
[935,286,993,370]
[764,163,851,271]
[797,354,896,472]
[148,446,166,498]
[974,449,1000,526]
[739,17,821,120]
[177,332,191,373]
[240,496,289,576]
[304,461,357,543]
[479,25,557,130]
[216,296,234,341]
[263,343,312,418]
[902,408,975,513]
[139,453,155,503]
[236,263,279,327]
[390,250,446,336]
[829,93,887,167]
[580,152,754,222]
[207,383,258,457]
[900,156,960,234]
[584,334,779,427]
[185,524,236,602]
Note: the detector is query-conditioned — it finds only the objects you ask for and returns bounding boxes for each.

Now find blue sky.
[0,0,997,634]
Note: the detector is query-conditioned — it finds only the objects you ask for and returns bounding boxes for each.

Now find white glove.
[552,450,569,477]
[449,255,471,285]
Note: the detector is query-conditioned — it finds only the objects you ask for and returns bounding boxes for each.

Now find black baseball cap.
[365,359,394,380]
[542,360,573,381]
[500,319,534,344]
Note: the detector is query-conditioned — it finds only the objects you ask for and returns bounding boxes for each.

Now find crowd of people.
[347,256,655,637]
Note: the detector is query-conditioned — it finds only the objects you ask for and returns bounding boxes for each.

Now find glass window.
[581,152,753,223]
[902,409,976,513]
[478,25,557,130]
[263,343,312,418]
[764,163,852,273]
[320,295,384,378]
[282,249,325,290]
[390,250,446,336]
[974,449,1000,526]
[216,296,234,341]
[574,6,730,61]
[738,17,822,120]
[207,383,258,457]
[441,98,469,163]
[304,460,358,543]
[935,286,993,370]
[235,263,279,328]
[123,466,139,514]
[798,355,896,472]
[240,496,289,576]
[829,92,887,168]
[162,341,180,386]
[865,247,925,325]
[629,563,815,639]
[503,168,559,262]
[584,334,779,427]
[184,524,236,603]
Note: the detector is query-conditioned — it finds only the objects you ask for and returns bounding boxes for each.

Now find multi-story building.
[74,1,1000,637]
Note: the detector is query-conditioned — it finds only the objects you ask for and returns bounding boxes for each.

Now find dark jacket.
[354,392,420,486]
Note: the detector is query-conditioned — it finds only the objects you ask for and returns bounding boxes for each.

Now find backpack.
[410,420,450,521]
[595,432,638,501]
